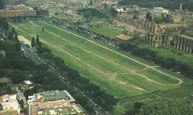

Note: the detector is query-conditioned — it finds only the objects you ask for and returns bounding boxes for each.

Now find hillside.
[119,0,193,11]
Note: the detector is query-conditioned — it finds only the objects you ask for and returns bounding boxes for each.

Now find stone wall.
[143,20,193,53]
[144,33,193,53]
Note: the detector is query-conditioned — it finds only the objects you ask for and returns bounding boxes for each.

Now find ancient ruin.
[144,20,193,53]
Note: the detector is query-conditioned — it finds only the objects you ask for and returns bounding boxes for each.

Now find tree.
[122,30,128,35]
[38,41,42,47]
[31,37,36,47]
[137,99,193,115]
[15,41,21,51]
[109,7,118,18]
[12,28,15,34]
[133,11,139,19]
[146,12,152,21]
[133,14,138,19]
[36,35,41,47]
[0,104,2,110]
[0,0,5,9]
[165,14,173,23]
[77,8,105,19]
[88,0,93,6]
[42,27,45,32]
[14,33,18,41]
[154,14,173,23]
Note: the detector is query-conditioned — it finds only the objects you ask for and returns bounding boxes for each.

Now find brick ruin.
[143,20,193,53]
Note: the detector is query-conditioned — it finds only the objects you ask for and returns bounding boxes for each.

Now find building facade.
[0,4,36,18]
[0,94,21,114]
[28,90,86,115]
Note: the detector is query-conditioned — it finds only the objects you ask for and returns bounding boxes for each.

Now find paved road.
[21,43,45,65]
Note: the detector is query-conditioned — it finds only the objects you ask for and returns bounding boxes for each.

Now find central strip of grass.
[12,20,182,99]
[92,25,123,38]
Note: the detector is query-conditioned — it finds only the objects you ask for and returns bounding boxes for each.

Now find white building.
[0,94,21,114]
[153,7,169,14]
[115,7,127,13]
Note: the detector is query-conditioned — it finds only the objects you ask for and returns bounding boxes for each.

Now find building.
[153,7,169,14]
[115,7,127,13]
[0,94,21,115]
[5,0,20,5]
[0,78,11,86]
[0,4,36,18]
[28,90,86,115]
[103,0,117,5]
[23,80,34,89]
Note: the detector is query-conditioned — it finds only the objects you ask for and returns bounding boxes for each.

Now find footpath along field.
[11,20,184,112]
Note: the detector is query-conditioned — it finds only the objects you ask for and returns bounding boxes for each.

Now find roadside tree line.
[34,40,118,113]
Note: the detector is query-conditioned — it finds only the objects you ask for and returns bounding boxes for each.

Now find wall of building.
[0,94,21,114]
[0,10,36,18]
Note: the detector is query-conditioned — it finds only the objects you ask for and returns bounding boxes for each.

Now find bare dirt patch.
[18,35,31,46]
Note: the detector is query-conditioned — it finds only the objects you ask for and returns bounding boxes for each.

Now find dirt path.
[41,21,183,86]
[18,35,31,46]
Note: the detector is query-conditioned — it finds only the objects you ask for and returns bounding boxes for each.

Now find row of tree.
[77,7,118,21]
[119,41,193,77]
[136,99,193,115]
[34,42,117,113]
[0,0,5,9]
[154,14,174,24]
[31,35,41,47]
[146,12,174,24]
[0,20,35,85]
[77,8,106,19]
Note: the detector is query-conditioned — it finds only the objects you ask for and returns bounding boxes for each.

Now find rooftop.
[5,4,34,11]
[41,90,74,101]
[0,4,35,12]
[153,7,165,10]
[36,103,86,115]
[28,90,75,103]
[28,90,86,115]
[24,80,32,85]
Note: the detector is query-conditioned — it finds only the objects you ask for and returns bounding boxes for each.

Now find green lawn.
[139,44,193,66]
[11,20,186,114]
[91,24,123,38]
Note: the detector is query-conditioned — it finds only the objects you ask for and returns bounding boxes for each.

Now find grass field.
[11,20,186,114]
[139,44,193,66]
[91,24,123,38]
